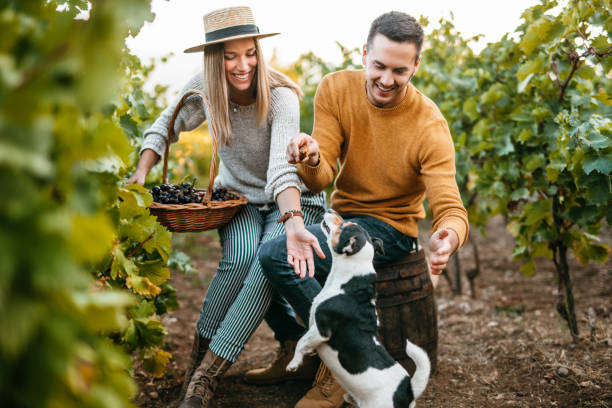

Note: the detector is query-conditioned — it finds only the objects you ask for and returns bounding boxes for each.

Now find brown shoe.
[295,363,345,408]
[244,340,320,385]
[179,350,231,408]
[178,332,211,401]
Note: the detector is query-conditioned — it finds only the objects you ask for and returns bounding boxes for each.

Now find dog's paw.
[286,358,302,372]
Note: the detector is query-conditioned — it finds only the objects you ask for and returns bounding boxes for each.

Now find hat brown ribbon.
[184,6,279,53]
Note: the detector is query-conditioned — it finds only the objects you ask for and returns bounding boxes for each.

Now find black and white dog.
[287,210,430,408]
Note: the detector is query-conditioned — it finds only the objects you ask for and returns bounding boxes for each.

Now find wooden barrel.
[375,249,438,375]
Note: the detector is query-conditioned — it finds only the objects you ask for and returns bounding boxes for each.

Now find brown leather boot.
[178,332,211,401]
[178,350,231,408]
[295,363,346,408]
[243,339,320,385]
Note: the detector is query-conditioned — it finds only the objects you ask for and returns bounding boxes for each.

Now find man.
[246,11,469,408]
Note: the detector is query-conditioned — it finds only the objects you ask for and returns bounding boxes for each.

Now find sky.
[126,0,542,96]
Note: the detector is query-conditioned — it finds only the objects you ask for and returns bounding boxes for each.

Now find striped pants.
[196,192,326,362]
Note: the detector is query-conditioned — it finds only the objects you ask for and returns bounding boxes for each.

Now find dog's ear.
[372,237,384,255]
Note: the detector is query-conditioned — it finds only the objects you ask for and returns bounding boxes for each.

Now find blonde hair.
[203,38,302,146]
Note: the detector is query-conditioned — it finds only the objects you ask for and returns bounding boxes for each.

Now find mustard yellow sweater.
[298,70,469,246]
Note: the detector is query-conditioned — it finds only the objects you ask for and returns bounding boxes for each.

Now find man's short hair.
[366,11,424,57]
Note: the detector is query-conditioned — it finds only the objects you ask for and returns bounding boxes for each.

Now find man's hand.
[285,220,326,279]
[287,133,320,166]
[428,228,459,275]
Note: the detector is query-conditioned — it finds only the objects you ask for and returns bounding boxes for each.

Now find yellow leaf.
[593,88,612,106]
[142,348,172,378]
[520,259,536,277]
[516,57,544,81]
[126,275,161,297]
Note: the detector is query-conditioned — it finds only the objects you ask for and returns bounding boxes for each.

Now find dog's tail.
[405,339,430,400]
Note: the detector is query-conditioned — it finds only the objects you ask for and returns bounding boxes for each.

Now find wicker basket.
[148,90,248,232]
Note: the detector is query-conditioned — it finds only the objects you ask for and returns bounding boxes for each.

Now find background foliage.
[0,0,199,405]
[0,0,155,406]
[412,0,612,339]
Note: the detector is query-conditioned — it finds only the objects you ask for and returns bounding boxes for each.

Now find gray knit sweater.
[141,72,308,204]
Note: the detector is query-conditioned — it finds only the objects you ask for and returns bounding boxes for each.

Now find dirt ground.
[134,216,612,408]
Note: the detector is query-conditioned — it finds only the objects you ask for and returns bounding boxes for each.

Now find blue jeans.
[259,214,418,326]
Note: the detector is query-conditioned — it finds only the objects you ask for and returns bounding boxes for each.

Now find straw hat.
[184,6,279,53]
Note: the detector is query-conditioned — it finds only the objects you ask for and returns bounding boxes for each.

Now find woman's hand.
[126,170,147,186]
[125,149,160,186]
[284,218,325,279]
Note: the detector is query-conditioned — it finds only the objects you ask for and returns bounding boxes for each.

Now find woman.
[127,7,325,408]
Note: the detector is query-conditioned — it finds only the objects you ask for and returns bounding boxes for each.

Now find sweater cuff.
[297,161,325,180]
[271,181,303,201]
[437,220,469,248]
[140,133,167,163]
[265,167,305,201]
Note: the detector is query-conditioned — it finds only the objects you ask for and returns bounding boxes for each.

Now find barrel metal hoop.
[375,249,427,282]
[375,282,433,308]
[376,265,427,282]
